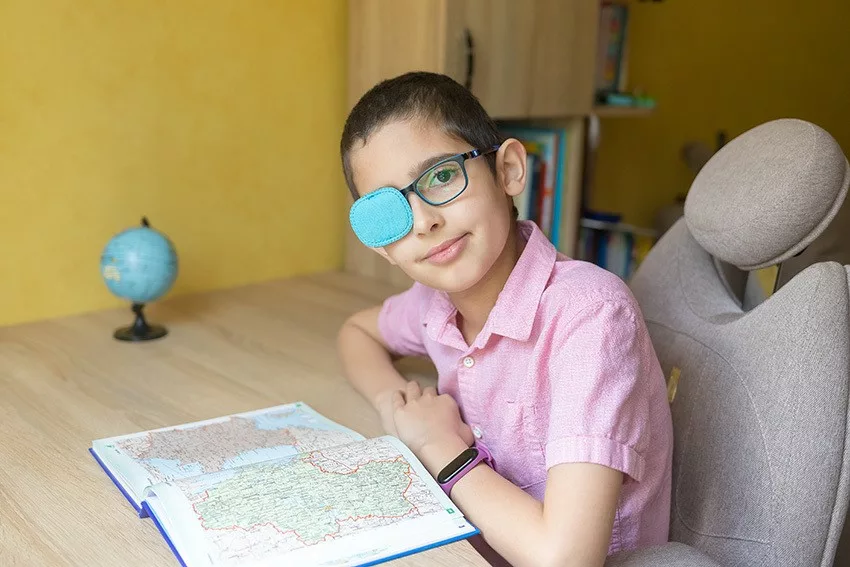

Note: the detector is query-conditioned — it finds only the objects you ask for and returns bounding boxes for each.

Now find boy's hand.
[374,389,401,436]
[392,381,474,455]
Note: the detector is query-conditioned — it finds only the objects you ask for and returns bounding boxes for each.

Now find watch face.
[437,447,479,484]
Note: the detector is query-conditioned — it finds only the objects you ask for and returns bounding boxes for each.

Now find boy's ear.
[496,138,528,198]
[373,247,397,265]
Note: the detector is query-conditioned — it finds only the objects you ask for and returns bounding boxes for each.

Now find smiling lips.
[421,233,469,265]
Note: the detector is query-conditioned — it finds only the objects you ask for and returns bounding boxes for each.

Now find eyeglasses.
[349,145,500,248]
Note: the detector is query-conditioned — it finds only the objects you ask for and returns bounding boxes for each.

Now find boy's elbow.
[533,557,600,567]
[536,544,605,567]
[336,314,362,352]
[536,551,570,567]
[337,314,355,339]
[337,310,393,361]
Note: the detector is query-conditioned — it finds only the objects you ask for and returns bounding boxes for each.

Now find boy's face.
[349,118,526,293]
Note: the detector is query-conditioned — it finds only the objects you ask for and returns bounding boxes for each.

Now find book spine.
[549,129,567,247]
[88,447,146,517]
[142,501,188,567]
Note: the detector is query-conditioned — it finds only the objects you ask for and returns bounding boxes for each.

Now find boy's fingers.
[392,390,405,409]
[422,386,437,398]
[406,380,422,400]
[438,393,458,407]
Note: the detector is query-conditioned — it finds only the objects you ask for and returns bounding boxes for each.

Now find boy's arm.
[400,383,621,567]
[337,306,409,432]
[395,298,654,566]
[420,440,621,567]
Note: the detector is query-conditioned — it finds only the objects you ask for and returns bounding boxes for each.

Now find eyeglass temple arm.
[463,145,501,159]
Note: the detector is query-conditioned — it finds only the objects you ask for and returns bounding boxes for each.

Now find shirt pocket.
[491,400,547,491]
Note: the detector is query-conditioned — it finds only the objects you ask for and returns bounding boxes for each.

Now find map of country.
[114,410,359,482]
[179,438,444,563]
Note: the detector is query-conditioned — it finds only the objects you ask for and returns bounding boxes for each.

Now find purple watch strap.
[439,442,493,496]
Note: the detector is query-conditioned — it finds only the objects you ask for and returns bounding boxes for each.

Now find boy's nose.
[408,193,443,236]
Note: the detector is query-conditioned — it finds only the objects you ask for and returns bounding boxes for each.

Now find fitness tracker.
[437,442,493,496]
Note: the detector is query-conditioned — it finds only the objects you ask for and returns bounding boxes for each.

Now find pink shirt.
[378,220,673,555]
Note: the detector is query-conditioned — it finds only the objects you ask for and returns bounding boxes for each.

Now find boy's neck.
[449,222,524,346]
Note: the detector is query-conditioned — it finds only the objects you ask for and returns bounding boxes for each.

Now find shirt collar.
[424,221,558,347]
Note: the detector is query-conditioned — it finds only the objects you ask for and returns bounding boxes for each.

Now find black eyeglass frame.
[394,145,501,206]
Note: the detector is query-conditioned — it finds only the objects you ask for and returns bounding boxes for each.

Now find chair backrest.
[628,119,850,567]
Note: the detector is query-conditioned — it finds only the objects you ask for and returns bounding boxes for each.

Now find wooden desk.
[0,272,488,566]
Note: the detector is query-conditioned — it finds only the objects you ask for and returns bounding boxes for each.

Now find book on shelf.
[595,2,630,96]
[89,402,477,567]
[498,124,570,251]
[577,213,656,282]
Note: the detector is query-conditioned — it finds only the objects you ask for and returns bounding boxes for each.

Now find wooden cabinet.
[529,0,599,117]
[345,0,602,285]
[348,0,599,117]
[347,1,451,108]
[444,1,537,118]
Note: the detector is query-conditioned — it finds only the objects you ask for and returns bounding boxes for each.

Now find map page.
[91,402,364,510]
[143,436,476,567]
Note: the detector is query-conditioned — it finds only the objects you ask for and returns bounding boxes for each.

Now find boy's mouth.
[420,233,470,264]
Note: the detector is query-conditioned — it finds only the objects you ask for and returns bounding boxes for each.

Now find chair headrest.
[684,118,849,271]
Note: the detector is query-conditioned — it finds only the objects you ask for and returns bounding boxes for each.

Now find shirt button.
[472,425,483,439]
[462,356,475,368]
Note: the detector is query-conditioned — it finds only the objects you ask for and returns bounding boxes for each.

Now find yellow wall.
[0,1,346,327]
[593,0,850,228]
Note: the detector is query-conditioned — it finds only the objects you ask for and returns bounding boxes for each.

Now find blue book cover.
[90,402,479,567]
[550,127,568,248]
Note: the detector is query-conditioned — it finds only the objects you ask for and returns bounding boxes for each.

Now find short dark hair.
[340,72,503,199]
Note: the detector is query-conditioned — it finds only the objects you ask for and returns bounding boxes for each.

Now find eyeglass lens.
[414,160,467,205]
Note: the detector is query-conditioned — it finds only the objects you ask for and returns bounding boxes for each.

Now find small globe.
[101,218,178,341]
[101,223,178,304]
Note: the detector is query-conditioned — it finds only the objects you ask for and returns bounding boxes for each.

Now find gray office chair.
[606,119,850,567]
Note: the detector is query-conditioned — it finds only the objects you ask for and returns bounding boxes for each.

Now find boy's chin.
[406,264,487,294]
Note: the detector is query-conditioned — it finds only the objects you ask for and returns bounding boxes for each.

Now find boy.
[337,72,673,567]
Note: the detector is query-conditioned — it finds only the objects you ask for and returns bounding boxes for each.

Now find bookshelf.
[344,0,656,286]
[580,218,657,238]
[592,105,655,118]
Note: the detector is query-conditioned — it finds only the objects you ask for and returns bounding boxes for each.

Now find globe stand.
[114,303,168,342]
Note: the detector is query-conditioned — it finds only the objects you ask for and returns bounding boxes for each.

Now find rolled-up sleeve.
[545,300,651,482]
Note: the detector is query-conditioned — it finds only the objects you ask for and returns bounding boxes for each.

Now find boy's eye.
[416,161,464,202]
[435,169,453,183]
[424,165,458,186]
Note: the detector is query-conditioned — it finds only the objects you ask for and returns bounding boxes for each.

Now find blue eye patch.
[349,187,414,248]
